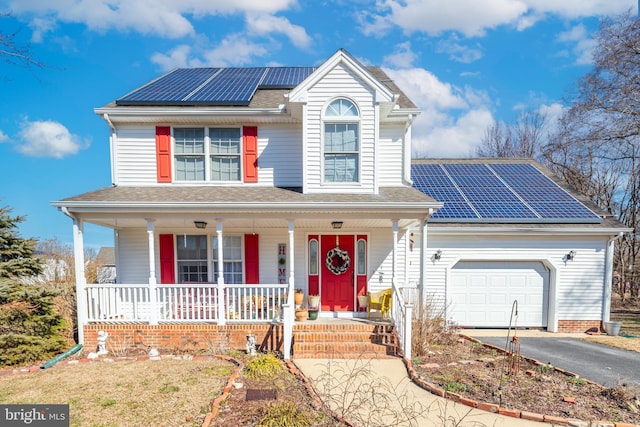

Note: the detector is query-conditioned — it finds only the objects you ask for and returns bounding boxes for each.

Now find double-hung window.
[176,235,208,283]
[210,128,241,181]
[212,236,243,284]
[323,98,360,183]
[174,128,205,181]
[174,127,241,182]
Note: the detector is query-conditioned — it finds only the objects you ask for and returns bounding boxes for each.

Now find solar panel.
[116,68,220,105]
[186,68,266,105]
[260,67,316,88]
[411,162,603,223]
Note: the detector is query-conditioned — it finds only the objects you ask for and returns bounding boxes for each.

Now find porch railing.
[390,278,414,360]
[85,283,288,323]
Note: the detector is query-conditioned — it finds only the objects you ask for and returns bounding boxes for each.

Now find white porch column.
[72,218,87,345]
[391,220,399,284]
[216,220,226,325]
[145,219,158,325]
[283,220,295,360]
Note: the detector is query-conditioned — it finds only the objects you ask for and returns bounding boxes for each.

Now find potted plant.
[295,307,308,321]
[294,289,304,306]
[307,294,320,309]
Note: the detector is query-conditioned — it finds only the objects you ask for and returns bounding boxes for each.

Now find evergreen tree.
[0,205,66,366]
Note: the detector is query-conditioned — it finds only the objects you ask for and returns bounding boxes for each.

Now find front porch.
[83,317,402,359]
[81,282,417,359]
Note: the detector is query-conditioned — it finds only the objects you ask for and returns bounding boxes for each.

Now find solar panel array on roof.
[115,66,317,106]
[116,68,221,105]
[261,67,316,88]
[411,163,602,223]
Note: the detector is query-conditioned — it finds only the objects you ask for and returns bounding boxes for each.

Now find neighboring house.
[95,247,116,284]
[53,49,629,359]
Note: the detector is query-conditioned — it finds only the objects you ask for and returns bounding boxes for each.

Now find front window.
[324,99,359,183]
[213,236,243,284]
[174,128,205,181]
[210,128,241,181]
[176,235,208,283]
[174,127,241,182]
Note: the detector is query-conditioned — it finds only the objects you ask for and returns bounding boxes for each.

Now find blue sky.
[0,0,636,250]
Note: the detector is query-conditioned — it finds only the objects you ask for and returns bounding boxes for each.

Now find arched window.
[323,98,360,183]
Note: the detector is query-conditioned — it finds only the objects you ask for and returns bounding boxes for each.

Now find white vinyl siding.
[113,125,158,185]
[406,231,608,327]
[115,228,150,283]
[255,125,303,187]
[112,124,304,187]
[304,63,376,194]
[378,124,405,186]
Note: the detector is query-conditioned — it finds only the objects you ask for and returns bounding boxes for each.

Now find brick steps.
[292,322,400,358]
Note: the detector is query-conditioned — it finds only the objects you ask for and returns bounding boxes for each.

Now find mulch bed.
[410,335,640,425]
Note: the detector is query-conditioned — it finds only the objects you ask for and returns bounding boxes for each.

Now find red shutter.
[244,234,259,284]
[242,126,258,183]
[156,126,172,183]
[159,234,175,284]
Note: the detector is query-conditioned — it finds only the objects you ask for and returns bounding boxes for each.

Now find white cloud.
[151,34,270,70]
[557,24,596,65]
[0,130,8,143]
[436,36,483,63]
[382,42,417,68]
[9,0,298,39]
[151,45,194,70]
[362,0,635,38]
[16,119,87,158]
[245,14,312,49]
[384,67,494,157]
[537,102,565,132]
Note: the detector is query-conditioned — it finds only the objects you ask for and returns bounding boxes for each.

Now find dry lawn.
[0,358,235,427]
[582,308,640,352]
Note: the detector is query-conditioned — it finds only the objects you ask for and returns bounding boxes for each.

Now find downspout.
[403,114,414,186]
[602,232,624,323]
[103,113,117,186]
[60,206,87,346]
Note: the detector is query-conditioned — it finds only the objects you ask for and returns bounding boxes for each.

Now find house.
[53,49,629,359]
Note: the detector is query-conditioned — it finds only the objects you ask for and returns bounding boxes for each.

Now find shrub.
[257,401,312,427]
[243,353,283,379]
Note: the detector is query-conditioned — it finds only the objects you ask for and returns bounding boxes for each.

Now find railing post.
[146,219,158,325]
[283,220,295,360]
[216,220,226,325]
[404,303,412,360]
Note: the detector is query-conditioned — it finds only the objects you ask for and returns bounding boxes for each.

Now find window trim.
[212,234,244,284]
[321,98,361,185]
[173,126,243,183]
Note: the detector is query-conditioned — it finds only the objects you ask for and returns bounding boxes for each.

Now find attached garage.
[449,261,549,328]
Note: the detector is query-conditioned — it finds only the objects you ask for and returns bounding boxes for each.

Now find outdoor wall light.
[194,221,208,229]
[434,249,442,260]
[331,221,343,229]
[566,250,576,261]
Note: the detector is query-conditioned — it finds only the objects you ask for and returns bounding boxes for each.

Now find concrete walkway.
[294,357,546,426]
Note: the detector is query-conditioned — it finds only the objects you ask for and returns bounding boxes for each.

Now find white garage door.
[449,261,549,328]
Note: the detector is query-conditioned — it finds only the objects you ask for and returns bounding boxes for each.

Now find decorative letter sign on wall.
[278,243,287,284]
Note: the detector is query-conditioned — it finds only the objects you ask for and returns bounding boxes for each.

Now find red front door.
[320,234,355,311]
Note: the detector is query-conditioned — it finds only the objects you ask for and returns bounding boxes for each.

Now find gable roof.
[107,49,416,110]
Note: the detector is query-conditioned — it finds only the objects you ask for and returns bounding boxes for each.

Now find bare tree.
[476,110,548,159]
[543,11,640,304]
[0,12,47,69]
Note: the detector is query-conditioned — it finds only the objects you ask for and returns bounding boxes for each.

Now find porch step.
[292,321,401,359]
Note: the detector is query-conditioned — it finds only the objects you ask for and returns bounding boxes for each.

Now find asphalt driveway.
[470,335,640,388]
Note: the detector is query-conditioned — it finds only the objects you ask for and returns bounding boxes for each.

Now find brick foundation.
[84,323,284,354]
[556,319,601,333]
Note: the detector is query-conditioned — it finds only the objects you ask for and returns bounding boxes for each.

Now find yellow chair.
[367,288,392,319]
